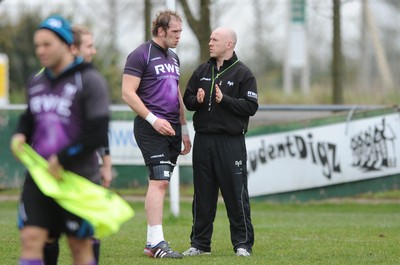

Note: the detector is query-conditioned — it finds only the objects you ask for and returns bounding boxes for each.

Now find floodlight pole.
[284,0,310,95]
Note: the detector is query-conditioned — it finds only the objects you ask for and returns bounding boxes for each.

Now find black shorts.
[18,176,95,239]
[134,116,182,166]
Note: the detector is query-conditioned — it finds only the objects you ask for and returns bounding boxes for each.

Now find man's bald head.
[209,27,238,63]
[212,27,237,48]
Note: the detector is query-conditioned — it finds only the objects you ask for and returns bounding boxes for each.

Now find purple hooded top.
[16,61,110,182]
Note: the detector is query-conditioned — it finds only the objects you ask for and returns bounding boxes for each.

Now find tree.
[0,8,124,103]
[178,0,211,63]
[144,0,152,42]
[332,0,343,104]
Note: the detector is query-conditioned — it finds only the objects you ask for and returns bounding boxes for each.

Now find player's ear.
[70,44,79,56]
[157,26,167,38]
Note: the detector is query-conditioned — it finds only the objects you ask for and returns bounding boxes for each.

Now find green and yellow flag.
[12,141,134,238]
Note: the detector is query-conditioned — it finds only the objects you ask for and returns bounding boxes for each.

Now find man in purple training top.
[11,14,110,265]
[121,10,191,259]
[42,24,110,265]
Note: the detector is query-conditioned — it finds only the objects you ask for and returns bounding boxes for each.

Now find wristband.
[145,112,158,126]
[98,147,110,156]
[181,124,189,135]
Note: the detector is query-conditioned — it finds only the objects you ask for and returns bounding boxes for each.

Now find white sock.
[146,224,151,246]
[150,224,164,247]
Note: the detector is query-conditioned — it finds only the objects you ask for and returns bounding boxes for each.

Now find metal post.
[166,0,180,217]
[169,166,180,217]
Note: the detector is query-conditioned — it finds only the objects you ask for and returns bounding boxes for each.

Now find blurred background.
[1,0,400,106]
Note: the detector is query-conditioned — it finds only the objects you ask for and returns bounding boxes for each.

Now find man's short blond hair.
[72,25,92,47]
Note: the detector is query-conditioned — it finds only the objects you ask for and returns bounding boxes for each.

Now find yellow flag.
[12,141,134,238]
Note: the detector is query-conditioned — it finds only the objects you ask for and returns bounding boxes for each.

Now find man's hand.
[48,155,63,180]
[197,88,205,103]
[215,84,223,103]
[153,118,175,136]
[181,134,191,155]
[100,155,112,188]
[10,133,26,156]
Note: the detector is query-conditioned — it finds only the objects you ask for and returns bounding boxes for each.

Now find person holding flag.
[41,24,112,265]
[11,14,110,265]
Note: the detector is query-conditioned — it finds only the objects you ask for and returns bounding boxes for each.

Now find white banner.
[108,121,142,165]
[247,113,400,196]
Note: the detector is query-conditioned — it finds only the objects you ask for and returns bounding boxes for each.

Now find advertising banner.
[247,113,400,196]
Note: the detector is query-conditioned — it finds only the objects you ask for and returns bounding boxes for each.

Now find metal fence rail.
[0,104,387,112]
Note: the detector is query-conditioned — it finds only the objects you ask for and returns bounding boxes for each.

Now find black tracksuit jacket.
[183,52,258,135]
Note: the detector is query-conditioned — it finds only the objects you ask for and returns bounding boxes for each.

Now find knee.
[68,237,94,263]
[20,227,47,256]
[150,179,169,191]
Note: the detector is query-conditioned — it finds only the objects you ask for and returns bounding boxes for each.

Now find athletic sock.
[92,238,100,264]
[43,241,59,265]
[18,259,43,265]
[149,224,164,247]
[146,224,151,246]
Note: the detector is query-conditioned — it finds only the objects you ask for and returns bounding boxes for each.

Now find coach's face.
[34,29,70,71]
[209,29,229,59]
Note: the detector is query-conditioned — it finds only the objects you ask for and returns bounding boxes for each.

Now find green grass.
[1,197,400,265]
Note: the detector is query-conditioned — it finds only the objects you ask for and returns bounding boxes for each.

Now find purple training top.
[123,40,181,124]
[22,62,110,181]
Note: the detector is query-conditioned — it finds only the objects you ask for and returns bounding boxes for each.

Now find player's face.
[209,30,229,59]
[163,19,182,49]
[78,33,97,63]
[34,29,71,72]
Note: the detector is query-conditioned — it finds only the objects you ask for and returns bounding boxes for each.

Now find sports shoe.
[143,245,153,257]
[143,241,183,259]
[182,247,211,256]
[236,248,251,257]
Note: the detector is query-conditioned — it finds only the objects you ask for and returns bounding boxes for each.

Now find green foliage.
[1,10,124,104]
[8,88,26,103]
[93,49,123,104]
[256,83,400,106]
[0,11,42,97]
[1,197,400,264]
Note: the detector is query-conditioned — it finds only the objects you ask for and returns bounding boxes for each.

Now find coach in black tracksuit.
[183,27,258,256]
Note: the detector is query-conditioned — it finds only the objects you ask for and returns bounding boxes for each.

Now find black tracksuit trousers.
[189,133,254,253]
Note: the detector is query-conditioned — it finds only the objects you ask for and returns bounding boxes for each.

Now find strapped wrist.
[181,124,189,135]
[145,112,158,126]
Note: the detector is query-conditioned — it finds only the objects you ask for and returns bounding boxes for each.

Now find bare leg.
[20,226,48,260]
[145,180,168,226]
[68,236,94,265]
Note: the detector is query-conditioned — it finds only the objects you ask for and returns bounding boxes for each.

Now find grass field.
[1,193,400,265]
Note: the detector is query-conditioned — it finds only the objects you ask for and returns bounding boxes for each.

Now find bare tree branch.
[178,0,211,63]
